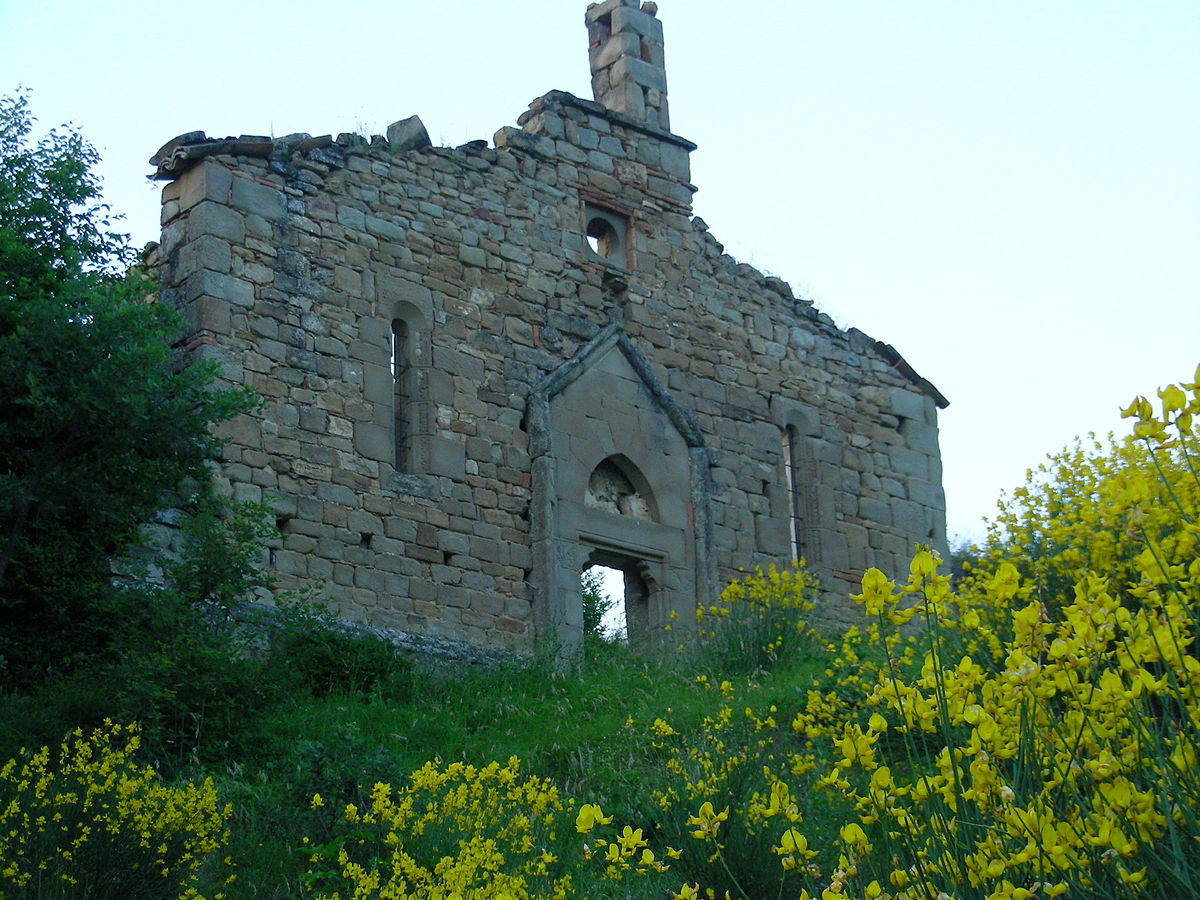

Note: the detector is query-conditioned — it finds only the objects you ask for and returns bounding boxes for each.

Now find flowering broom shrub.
[304,758,679,899]
[661,365,1200,900]
[290,367,1200,900]
[0,721,232,900]
[694,561,821,674]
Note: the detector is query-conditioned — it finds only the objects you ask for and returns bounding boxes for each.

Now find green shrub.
[269,611,413,700]
[693,562,821,675]
[0,93,253,684]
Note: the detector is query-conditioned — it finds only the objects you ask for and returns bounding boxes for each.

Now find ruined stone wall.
[151,0,947,654]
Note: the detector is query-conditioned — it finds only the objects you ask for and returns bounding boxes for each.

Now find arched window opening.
[585,456,657,521]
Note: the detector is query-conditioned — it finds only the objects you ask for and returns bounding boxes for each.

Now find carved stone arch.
[528,324,715,654]
[770,396,820,438]
[586,453,659,522]
[388,297,433,333]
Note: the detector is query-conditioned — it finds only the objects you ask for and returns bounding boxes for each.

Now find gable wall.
[153,89,947,653]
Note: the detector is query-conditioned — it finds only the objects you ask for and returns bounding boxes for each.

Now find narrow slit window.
[391,319,410,470]
[783,425,802,562]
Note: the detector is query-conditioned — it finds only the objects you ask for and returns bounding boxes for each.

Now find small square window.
[583,202,630,269]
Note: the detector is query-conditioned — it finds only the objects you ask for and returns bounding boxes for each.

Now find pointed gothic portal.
[527,326,715,655]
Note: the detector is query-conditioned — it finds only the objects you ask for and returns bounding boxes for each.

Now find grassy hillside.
[4,368,1200,899]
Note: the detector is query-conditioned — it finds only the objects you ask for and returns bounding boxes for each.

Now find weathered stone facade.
[149,0,948,655]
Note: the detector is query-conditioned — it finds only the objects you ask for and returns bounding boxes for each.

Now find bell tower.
[586,0,670,130]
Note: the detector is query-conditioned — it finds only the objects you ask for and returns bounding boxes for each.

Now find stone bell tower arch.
[526,325,715,653]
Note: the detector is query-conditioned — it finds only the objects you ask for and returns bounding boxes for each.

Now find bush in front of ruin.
[303,366,1200,900]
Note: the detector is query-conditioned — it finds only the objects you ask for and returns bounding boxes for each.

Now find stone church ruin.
[149,0,949,655]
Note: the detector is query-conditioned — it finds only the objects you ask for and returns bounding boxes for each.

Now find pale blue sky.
[3,0,1197,543]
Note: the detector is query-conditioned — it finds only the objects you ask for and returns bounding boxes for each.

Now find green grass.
[0,576,833,899]
[177,639,829,898]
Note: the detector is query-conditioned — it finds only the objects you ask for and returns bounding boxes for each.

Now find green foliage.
[168,496,276,615]
[0,92,254,682]
[0,497,279,770]
[582,566,619,644]
[0,92,121,290]
[269,598,414,700]
[693,562,821,675]
[0,494,417,776]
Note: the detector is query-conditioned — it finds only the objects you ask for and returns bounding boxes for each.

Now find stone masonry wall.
[150,1,947,654]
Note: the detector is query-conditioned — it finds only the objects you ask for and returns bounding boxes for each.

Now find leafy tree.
[582,567,617,641]
[0,92,253,681]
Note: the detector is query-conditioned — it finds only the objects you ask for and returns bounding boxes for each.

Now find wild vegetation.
[3,94,1199,898]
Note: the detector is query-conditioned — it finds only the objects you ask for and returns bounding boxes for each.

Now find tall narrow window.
[391,318,410,470]
[782,425,803,562]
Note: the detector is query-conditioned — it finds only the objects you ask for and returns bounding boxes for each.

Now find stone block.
[597,135,625,157]
[891,498,928,539]
[755,515,790,557]
[337,205,366,230]
[274,549,309,576]
[187,200,245,243]
[365,215,405,241]
[458,245,487,267]
[439,531,471,554]
[598,80,645,119]
[908,479,945,511]
[658,142,691,181]
[348,509,383,535]
[387,115,432,152]
[611,5,664,42]
[890,387,932,423]
[499,244,533,265]
[460,570,494,591]
[585,0,636,25]
[858,496,892,527]
[647,175,693,206]
[185,295,231,333]
[300,407,328,433]
[354,422,393,462]
[182,269,255,309]
[493,127,556,160]
[363,364,392,405]
[899,418,941,454]
[472,592,505,617]
[378,274,433,319]
[427,436,466,479]
[889,447,931,480]
[231,176,284,220]
[179,160,232,212]
[822,531,850,571]
[589,32,639,70]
